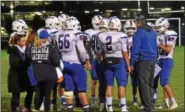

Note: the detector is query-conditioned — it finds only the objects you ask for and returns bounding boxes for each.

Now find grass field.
[1,47,184,112]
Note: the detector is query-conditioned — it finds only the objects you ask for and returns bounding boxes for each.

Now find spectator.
[8,33,34,112]
[27,29,60,112]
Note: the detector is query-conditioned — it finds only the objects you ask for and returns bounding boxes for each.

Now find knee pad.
[64,91,74,99]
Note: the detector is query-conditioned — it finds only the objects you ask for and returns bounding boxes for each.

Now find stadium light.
[84,10,90,14]
[106,10,113,12]
[10,4,14,9]
[121,8,128,11]
[181,7,185,10]
[35,12,42,15]
[164,8,171,11]
[137,8,142,11]
[150,7,154,10]
[94,9,99,12]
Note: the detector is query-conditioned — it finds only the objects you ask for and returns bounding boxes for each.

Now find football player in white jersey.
[123,20,138,106]
[55,17,90,112]
[58,13,69,30]
[155,17,178,110]
[84,15,103,107]
[97,16,130,112]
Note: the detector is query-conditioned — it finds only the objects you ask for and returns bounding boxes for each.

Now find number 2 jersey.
[55,30,88,64]
[97,31,128,58]
[158,30,177,59]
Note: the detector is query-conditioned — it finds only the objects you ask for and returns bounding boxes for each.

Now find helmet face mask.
[92,15,103,30]
[155,17,169,34]
[124,20,136,36]
[99,18,109,30]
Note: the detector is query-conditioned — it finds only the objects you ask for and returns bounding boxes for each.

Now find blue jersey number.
[58,34,70,49]
[106,36,113,51]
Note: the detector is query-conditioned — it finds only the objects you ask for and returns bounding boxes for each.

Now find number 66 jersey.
[55,30,88,64]
[97,31,128,58]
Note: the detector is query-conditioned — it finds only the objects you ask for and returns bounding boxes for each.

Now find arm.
[130,31,141,67]
[50,45,60,67]
[158,44,173,54]
[121,37,131,72]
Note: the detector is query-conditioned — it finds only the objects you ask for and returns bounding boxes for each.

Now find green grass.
[1,47,184,112]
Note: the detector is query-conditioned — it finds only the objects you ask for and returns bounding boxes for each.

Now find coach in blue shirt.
[131,15,157,112]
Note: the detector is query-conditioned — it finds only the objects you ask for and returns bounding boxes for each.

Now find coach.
[130,15,157,112]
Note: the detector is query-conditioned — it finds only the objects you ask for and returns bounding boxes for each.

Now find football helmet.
[66,16,80,30]
[108,16,122,31]
[45,16,60,30]
[99,18,109,29]
[92,15,103,30]
[58,13,69,30]
[124,20,136,36]
[155,17,169,33]
[12,19,28,35]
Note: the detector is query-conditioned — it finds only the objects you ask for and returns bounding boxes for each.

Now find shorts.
[104,58,127,87]
[90,60,100,80]
[158,58,173,87]
[63,62,87,92]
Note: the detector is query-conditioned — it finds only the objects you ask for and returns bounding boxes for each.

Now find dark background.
[1,1,185,48]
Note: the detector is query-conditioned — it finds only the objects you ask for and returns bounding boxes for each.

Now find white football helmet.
[108,16,122,31]
[12,19,28,35]
[58,13,69,30]
[92,15,103,30]
[99,18,109,29]
[45,16,60,30]
[155,17,169,33]
[66,16,79,30]
[124,20,136,36]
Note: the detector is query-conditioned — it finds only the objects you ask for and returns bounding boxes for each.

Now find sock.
[67,104,73,109]
[61,96,66,104]
[120,98,126,106]
[165,98,170,107]
[170,97,176,104]
[83,104,90,109]
[106,97,113,107]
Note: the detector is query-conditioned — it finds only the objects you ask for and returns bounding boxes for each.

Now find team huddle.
[7,12,178,112]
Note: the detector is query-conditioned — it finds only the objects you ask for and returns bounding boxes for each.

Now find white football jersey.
[98,31,128,58]
[125,36,133,58]
[158,30,177,59]
[55,30,87,63]
[84,29,100,60]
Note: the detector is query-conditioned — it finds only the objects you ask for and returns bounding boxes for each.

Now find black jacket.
[7,46,32,93]
[27,43,60,82]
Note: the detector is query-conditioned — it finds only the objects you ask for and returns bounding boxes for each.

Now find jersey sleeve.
[75,32,88,62]
[165,30,177,46]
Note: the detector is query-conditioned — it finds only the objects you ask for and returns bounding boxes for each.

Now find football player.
[55,17,90,112]
[97,16,130,112]
[123,20,138,106]
[155,17,178,110]
[84,15,103,107]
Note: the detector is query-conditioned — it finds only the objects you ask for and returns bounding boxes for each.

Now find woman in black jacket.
[8,34,34,112]
[27,29,61,112]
